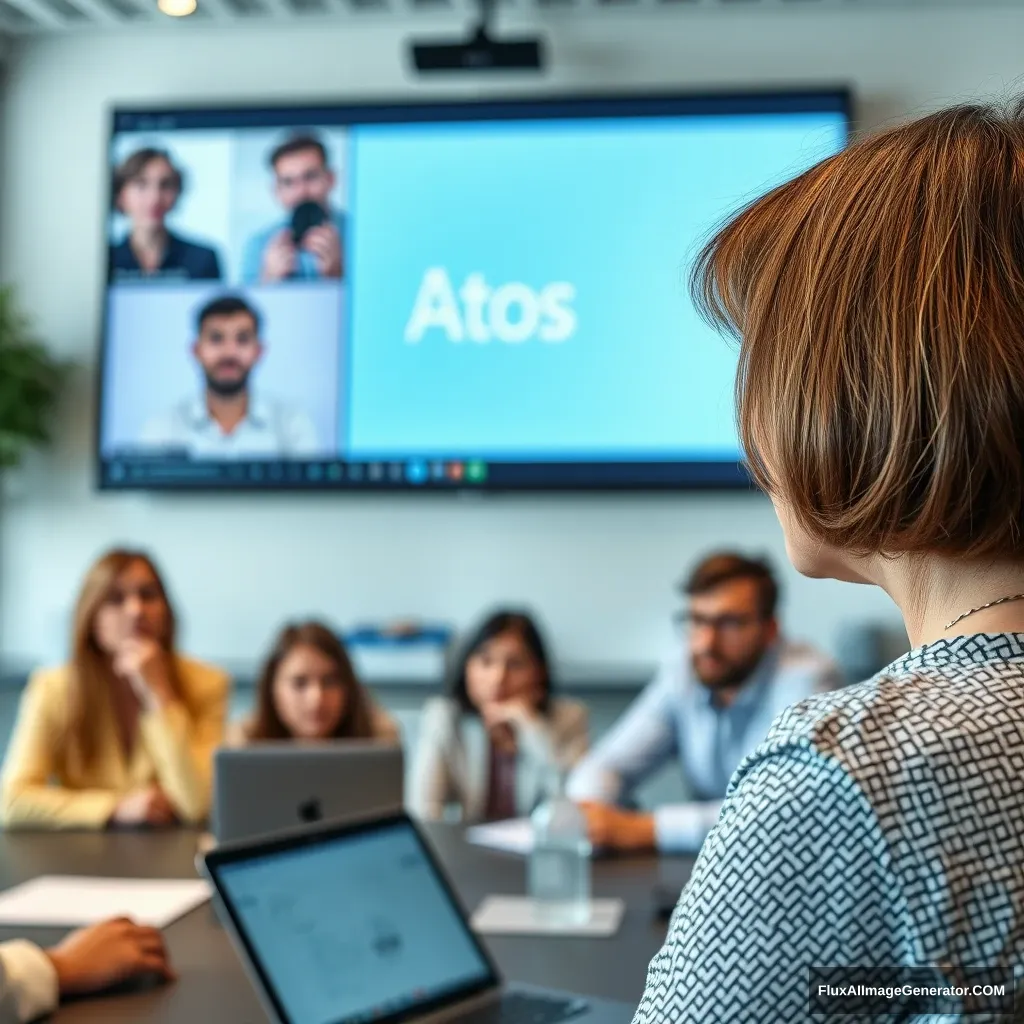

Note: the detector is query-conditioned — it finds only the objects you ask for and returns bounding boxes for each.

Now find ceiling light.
[158,0,197,17]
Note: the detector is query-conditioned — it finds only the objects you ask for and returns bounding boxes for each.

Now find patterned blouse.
[633,633,1024,1023]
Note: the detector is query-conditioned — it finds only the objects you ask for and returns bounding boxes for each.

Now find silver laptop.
[200,812,630,1024]
[201,815,630,1024]
[212,742,404,843]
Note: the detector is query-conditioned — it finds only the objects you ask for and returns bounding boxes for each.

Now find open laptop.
[212,742,404,844]
[200,811,632,1024]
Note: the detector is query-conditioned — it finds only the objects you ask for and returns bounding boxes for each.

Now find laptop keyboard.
[461,992,591,1023]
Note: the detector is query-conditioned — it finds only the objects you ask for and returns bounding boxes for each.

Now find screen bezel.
[202,811,502,1024]
[96,87,852,495]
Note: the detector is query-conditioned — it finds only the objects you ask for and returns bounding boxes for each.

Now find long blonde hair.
[66,548,180,769]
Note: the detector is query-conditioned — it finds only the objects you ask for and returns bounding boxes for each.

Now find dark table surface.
[0,663,657,697]
[0,826,693,1022]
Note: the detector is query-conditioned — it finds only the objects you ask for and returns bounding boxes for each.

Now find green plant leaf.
[0,286,63,468]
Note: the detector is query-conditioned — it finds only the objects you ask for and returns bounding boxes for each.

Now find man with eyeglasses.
[240,133,344,284]
[567,552,842,853]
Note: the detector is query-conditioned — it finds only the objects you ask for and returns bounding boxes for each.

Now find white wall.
[2,5,1021,668]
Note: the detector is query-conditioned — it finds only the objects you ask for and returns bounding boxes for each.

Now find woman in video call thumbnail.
[109,148,223,282]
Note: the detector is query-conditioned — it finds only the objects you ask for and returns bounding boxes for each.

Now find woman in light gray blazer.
[409,611,588,823]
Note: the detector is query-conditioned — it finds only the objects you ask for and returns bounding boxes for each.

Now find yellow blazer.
[0,656,231,830]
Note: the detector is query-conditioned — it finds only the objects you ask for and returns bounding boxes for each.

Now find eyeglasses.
[277,168,328,189]
[674,610,763,635]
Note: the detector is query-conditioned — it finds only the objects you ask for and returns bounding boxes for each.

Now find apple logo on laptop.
[298,799,322,824]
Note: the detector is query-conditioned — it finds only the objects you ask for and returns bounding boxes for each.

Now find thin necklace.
[945,593,1024,631]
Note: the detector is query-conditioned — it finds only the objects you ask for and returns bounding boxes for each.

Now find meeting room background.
[0,0,1003,811]
[0,4,1010,1018]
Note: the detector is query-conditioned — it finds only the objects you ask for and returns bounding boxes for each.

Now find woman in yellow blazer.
[0,548,230,830]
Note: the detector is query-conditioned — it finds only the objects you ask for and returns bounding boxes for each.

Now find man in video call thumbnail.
[139,294,320,458]
[241,133,345,285]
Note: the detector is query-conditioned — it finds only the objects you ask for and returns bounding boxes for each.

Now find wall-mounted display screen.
[97,90,849,491]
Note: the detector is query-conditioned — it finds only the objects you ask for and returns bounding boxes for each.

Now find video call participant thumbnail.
[139,294,320,458]
[109,148,223,282]
[241,133,345,284]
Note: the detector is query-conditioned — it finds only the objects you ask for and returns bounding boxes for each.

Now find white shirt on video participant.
[140,394,319,459]
[136,294,322,460]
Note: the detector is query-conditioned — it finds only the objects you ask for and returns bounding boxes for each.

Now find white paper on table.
[466,801,723,857]
[472,896,625,937]
[466,819,534,856]
[0,876,212,929]
[656,800,724,852]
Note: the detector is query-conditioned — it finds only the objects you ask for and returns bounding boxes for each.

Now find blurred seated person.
[241,133,344,284]
[0,917,174,1024]
[108,148,222,281]
[0,549,230,830]
[227,620,399,744]
[410,610,588,823]
[567,553,841,852]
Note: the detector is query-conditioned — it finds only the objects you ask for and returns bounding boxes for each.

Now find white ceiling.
[0,0,1018,40]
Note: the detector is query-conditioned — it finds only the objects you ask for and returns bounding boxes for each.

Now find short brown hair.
[112,148,183,209]
[196,294,261,335]
[692,100,1024,559]
[682,552,778,620]
[269,134,328,171]
[247,621,376,741]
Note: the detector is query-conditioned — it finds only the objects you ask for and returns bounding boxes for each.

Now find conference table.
[0,826,694,1022]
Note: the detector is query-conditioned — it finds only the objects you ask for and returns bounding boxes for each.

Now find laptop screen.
[212,819,497,1024]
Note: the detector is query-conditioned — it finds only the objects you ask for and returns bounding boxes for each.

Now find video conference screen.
[97,92,849,491]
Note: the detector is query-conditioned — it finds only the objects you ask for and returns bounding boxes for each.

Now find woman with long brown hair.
[1,549,230,829]
[410,609,588,823]
[229,621,398,744]
[632,101,1024,1021]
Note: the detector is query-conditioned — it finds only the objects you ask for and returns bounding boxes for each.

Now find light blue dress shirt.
[240,210,346,284]
[567,640,842,851]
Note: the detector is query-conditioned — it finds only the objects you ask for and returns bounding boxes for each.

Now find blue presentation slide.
[345,113,845,461]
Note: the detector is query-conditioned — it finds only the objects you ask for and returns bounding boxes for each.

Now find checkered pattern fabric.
[632,634,1024,1023]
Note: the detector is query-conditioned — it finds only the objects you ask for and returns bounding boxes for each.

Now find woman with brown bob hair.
[0,549,230,830]
[229,621,398,744]
[633,102,1024,1022]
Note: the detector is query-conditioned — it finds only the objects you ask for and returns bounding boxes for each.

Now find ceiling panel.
[0,0,1016,40]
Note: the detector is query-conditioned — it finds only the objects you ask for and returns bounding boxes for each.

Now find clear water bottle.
[528,769,592,926]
